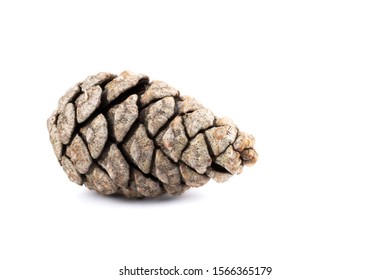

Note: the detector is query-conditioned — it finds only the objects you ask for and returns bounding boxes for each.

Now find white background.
[0,1,389,279]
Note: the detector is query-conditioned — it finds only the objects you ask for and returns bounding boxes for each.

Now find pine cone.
[47,71,258,197]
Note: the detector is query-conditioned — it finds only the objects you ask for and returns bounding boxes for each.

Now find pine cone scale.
[79,114,108,159]
[65,134,93,174]
[121,123,155,174]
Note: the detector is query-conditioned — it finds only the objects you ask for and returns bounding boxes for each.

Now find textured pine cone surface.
[47,71,258,198]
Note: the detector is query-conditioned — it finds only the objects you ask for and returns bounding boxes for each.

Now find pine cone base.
[47,71,258,198]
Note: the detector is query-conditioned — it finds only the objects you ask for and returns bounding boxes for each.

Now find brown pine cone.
[47,71,258,198]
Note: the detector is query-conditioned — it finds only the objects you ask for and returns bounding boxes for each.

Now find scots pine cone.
[47,71,258,197]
